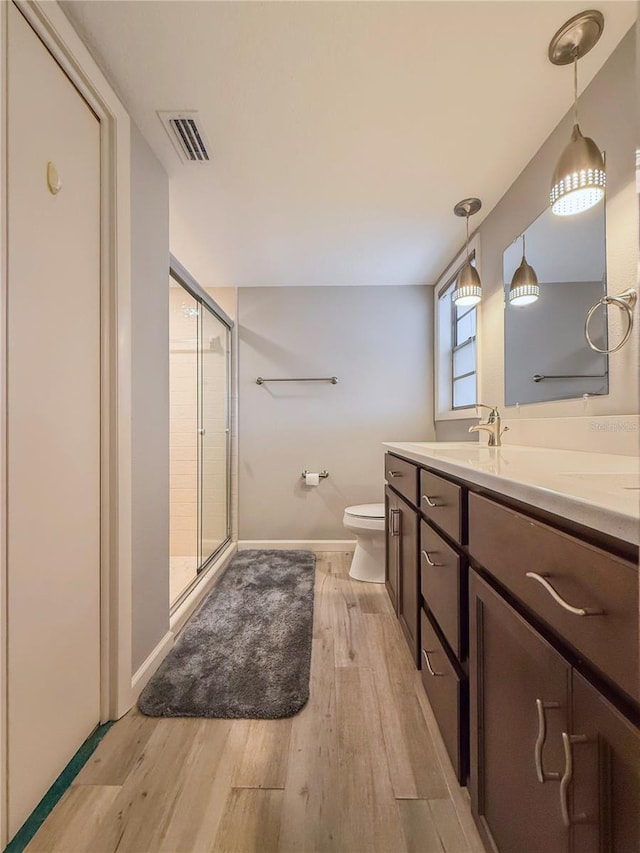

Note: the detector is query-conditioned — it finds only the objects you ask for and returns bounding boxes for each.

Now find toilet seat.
[344,503,385,519]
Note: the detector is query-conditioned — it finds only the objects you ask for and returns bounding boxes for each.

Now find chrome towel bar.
[532,373,606,382]
[256,376,338,385]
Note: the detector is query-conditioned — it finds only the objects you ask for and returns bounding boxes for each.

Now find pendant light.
[509,235,539,306]
[452,198,482,307]
[549,10,606,216]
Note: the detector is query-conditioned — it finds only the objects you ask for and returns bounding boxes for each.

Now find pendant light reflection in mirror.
[508,235,539,307]
[548,10,606,216]
[452,198,482,307]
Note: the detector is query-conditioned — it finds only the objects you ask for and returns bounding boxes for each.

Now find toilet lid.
[345,503,385,519]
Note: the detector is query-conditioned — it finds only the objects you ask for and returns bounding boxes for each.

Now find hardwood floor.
[27,552,484,853]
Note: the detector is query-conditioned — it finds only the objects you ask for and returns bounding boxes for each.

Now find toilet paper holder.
[301,470,329,480]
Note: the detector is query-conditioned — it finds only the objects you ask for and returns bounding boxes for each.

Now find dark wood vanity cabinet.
[470,569,640,853]
[385,482,420,666]
[384,484,399,612]
[470,570,572,853]
[386,448,639,851]
[468,490,639,853]
[570,672,640,853]
[386,452,469,783]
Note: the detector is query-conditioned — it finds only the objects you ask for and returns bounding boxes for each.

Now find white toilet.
[343,503,386,583]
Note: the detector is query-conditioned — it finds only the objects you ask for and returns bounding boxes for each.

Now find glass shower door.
[199,303,231,567]
[169,264,232,609]
[169,282,200,605]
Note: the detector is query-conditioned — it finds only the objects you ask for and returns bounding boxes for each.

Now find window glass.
[453,339,475,378]
[453,374,476,409]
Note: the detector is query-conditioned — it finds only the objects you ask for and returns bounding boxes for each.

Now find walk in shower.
[169,260,232,608]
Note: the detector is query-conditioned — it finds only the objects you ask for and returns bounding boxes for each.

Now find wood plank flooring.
[26,552,484,853]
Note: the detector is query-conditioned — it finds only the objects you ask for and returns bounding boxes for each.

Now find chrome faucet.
[469,404,509,447]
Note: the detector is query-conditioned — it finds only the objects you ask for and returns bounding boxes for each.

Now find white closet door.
[7,4,101,835]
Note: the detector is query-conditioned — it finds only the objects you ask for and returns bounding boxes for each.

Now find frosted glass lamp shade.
[453,262,482,307]
[550,124,606,216]
[509,257,539,307]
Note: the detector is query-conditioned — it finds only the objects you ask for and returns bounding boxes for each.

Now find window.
[452,298,477,409]
[434,238,480,420]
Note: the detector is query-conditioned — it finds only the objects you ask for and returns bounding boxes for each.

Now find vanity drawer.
[469,492,639,703]
[420,520,466,661]
[420,469,463,543]
[420,608,467,784]
[385,453,418,506]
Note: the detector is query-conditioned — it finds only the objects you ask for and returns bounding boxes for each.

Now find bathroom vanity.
[383,442,639,853]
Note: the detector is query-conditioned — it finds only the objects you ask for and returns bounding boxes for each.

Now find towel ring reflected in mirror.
[585,288,637,354]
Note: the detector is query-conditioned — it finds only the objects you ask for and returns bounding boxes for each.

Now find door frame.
[0,1,134,844]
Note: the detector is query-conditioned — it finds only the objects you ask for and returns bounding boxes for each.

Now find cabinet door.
[385,486,399,612]
[569,672,640,853]
[397,494,419,667]
[470,571,570,853]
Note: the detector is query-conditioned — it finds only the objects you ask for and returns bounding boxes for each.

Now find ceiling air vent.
[157,111,211,164]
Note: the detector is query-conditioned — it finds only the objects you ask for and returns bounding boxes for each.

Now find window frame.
[433,234,481,421]
[451,301,477,410]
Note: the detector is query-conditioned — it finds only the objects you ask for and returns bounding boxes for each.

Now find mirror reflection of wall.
[503,202,608,406]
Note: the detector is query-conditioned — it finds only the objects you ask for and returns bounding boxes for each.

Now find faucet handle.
[476,403,500,418]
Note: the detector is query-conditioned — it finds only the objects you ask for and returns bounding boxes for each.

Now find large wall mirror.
[503,203,608,406]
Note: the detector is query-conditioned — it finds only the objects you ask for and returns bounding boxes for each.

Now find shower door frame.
[169,255,233,610]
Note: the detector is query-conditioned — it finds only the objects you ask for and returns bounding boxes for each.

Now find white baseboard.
[170,541,237,637]
[238,539,356,552]
[130,630,174,707]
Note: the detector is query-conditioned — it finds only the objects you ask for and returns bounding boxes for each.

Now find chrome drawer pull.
[560,733,588,827]
[525,572,603,617]
[421,649,445,677]
[421,494,439,508]
[534,699,560,783]
[421,549,442,567]
[388,470,403,478]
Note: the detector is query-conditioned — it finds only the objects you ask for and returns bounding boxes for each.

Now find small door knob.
[47,162,62,195]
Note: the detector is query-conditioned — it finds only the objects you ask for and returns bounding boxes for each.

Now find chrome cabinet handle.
[421,649,445,677]
[421,549,442,567]
[560,733,588,827]
[388,470,403,478]
[534,699,560,783]
[525,573,603,617]
[390,509,401,537]
[421,494,438,508]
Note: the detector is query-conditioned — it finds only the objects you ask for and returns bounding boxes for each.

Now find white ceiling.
[62,1,636,289]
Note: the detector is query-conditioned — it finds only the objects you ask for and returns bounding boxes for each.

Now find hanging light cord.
[573,50,579,125]
[522,233,526,260]
[465,212,470,262]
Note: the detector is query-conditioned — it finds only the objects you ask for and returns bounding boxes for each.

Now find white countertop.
[383,442,640,547]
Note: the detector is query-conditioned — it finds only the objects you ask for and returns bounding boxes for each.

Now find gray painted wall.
[238,285,434,540]
[130,124,170,671]
[437,29,637,440]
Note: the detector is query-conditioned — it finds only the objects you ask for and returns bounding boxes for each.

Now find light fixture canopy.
[452,198,482,306]
[509,236,539,306]
[548,10,606,216]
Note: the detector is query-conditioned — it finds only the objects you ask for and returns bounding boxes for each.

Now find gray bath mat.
[138,550,316,719]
